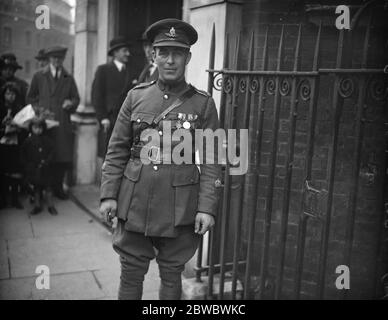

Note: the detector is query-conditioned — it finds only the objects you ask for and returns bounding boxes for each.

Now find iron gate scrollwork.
[194,4,388,300]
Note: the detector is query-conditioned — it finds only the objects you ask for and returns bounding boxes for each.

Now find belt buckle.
[148,146,161,163]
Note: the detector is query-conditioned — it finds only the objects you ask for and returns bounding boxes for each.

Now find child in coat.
[21,117,57,215]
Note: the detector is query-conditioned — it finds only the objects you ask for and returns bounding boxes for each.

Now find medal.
[183,121,191,129]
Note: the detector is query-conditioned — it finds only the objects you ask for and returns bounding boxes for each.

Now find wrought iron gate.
[194,4,388,300]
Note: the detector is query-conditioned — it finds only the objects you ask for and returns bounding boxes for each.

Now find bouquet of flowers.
[34,107,59,129]
[1,109,19,145]
[13,104,59,129]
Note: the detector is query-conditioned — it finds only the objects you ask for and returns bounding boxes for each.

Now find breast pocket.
[131,112,156,144]
[116,159,143,220]
[172,165,200,226]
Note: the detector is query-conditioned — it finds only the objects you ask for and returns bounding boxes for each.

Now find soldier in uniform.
[100,18,221,300]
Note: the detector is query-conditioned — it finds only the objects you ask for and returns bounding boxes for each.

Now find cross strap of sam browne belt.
[152,85,196,126]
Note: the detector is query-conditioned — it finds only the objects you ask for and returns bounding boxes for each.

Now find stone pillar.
[97,0,117,65]
[74,0,98,112]
[72,0,99,185]
[72,116,98,185]
[94,0,118,185]
[185,0,243,112]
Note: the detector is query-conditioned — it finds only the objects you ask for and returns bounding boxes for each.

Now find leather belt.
[130,144,195,164]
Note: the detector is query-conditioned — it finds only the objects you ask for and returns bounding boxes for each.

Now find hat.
[145,18,198,49]
[0,53,22,70]
[45,46,68,58]
[35,49,48,60]
[108,36,131,56]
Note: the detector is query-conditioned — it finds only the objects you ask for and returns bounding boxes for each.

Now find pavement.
[0,185,160,300]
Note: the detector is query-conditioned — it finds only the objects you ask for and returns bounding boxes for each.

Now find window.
[25,30,31,46]
[3,27,12,46]
[25,61,31,74]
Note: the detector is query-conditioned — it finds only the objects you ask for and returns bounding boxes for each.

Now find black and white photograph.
[0,0,387,306]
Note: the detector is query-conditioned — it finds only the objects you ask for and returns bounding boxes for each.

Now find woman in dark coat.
[0,82,26,209]
[21,117,57,215]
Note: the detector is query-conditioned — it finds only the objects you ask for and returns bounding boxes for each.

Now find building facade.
[73,0,388,299]
[0,0,75,84]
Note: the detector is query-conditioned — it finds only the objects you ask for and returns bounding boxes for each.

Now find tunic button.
[153,165,158,171]
[136,118,141,123]
[163,94,169,100]
[158,131,163,136]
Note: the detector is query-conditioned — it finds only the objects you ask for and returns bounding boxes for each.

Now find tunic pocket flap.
[172,166,200,186]
[131,112,155,125]
[123,160,143,182]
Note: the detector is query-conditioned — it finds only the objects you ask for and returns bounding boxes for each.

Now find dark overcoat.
[0,100,26,174]
[100,80,221,238]
[91,62,136,124]
[91,62,136,157]
[26,66,80,163]
[21,134,54,187]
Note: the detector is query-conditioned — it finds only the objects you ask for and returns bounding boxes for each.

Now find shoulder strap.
[192,86,210,97]
[153,85,195,125]
[133,80,156,90]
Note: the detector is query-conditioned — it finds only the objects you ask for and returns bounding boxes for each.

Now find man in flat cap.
[100,18,221,300]
[91,36,137,158]
[0,53,29,106]
[27,46,80,201]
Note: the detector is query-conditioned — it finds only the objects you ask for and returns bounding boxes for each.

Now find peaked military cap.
[145,18,198,49]
[45,45,68,58]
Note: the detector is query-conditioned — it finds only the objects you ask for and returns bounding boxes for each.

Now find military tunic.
[100,79,221,238]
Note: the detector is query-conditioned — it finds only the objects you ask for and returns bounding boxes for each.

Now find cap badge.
[165,27,177,38]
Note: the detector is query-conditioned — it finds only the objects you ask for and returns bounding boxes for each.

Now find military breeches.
[113,219,200,300]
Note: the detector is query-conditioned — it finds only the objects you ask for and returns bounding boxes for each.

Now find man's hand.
[99,199,118,228]
[62,99,73,111]
[195,212,215,235]
[101,118,111,133]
